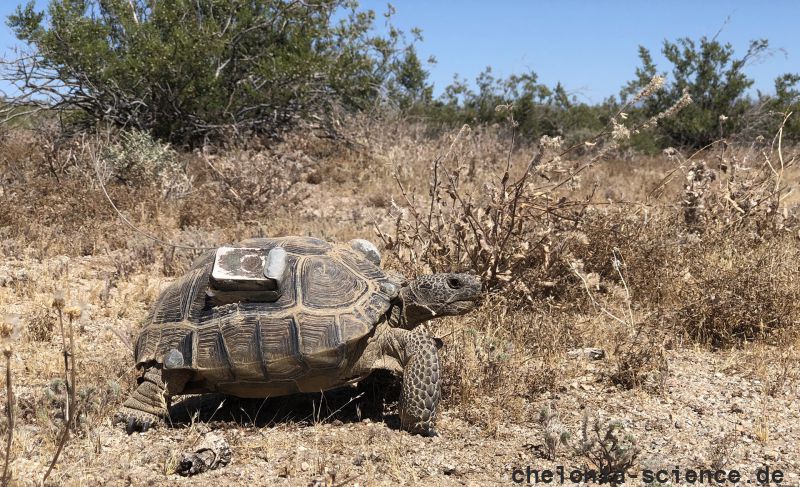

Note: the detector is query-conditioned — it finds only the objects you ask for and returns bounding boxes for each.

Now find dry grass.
[0,102,798,484]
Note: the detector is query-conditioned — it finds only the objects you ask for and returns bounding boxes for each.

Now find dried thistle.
[0,315,19,486]
[64,306,82,322]
[538,134,563,151]
[43,295,80,485]
[51,291,66,310]
[0,315,20,358]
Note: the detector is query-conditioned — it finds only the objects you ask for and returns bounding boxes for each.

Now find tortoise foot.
[115,407,161,434]
[402,421,438,437]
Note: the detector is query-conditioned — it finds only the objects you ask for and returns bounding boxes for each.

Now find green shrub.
[623,37,771,148]
[765,73,800,140]
[423,67,612,142]
[6,0,417,145]
[100,129,190,198]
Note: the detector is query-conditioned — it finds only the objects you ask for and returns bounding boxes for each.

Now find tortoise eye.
[447,277,462,289]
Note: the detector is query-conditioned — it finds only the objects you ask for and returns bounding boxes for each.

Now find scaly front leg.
[398,331,441,436]
[115,367,168,433]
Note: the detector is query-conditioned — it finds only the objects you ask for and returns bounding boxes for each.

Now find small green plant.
[575,412,640,487]
[537,403,570,460]
[99,130,191,198]
[708,431,738,470]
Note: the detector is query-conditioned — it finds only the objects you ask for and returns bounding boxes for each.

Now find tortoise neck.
[387,302,411,329]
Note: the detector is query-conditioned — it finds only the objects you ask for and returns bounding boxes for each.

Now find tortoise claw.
[126,417,136,435]
[116,407,160,434]
[405,423,438,437]
[420,428,438,438]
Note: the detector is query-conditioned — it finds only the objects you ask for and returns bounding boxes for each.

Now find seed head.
[0,315,20,341]
[640,89,693,130]
[52,291,66,310]
[612,119,631,141]
[65,306,82,321]
[632,75,666,103]
[539,135,563,151]
[1,314,21,356]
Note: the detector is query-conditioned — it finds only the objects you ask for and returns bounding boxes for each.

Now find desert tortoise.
[117,236,481,436]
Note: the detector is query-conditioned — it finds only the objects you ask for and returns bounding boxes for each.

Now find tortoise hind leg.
[397,330,441,436]
[116,367,169,433]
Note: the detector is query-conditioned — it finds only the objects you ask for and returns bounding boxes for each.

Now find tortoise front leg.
[397,330,441,436]
[116,367,168,433]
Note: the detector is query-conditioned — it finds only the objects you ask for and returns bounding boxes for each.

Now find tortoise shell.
[133,236,400,395]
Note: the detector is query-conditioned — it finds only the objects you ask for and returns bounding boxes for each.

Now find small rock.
[674,420,683,429]
[175,433,232,476]
[353,454,365,466]
[567,347,606,360]
[443,465,457,475]
[301,462,310,472]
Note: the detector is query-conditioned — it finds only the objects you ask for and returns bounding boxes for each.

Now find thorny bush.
[377,77,691,293]
[378,79,800,347]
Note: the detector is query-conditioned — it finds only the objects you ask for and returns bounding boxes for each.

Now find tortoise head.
[399,273,482,327]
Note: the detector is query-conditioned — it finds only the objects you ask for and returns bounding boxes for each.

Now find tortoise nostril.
[447,277,462,289]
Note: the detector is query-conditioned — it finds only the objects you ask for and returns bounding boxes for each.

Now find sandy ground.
[3,250,798,485]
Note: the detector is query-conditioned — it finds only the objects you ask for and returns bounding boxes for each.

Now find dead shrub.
[0,122,83,183]
[437,299,574,412]
[609,327,670,392]
[670,234,800,346]
[25,308,55,342]
[574,128,799,348]
[376,123,586,294]
[198,147,305,217]
[576,211,800,348]
[376,77,692,300]
[439,320,514,407]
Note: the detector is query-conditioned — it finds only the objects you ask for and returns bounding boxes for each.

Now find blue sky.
[1,1,797,103]
[366,0,799,102]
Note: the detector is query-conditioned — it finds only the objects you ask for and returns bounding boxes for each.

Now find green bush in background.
[4,1,798,148]
[6,0,421,145]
